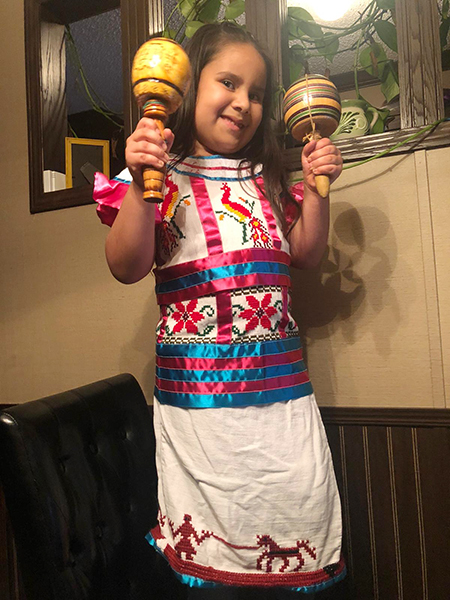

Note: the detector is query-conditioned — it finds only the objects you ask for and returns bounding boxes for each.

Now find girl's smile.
[193,43,266,156]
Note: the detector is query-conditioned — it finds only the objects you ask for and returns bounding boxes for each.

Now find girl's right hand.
[125,117,175,190]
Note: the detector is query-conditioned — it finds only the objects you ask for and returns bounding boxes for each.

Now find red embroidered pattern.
[158,173,191,256]
[163,299,215,337]
[217,183,273,249]
[158,513,318,575]
[232,292,283,336]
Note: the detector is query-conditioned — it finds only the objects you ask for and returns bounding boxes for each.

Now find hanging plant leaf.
[375,0,396,9]
[225,0,245,20]
[198,0,221,23]
[163,27,177,39]
[380,64,399,103]
[297,19,324,39]
[442,48,450,69]
[288,7,315,22]
[185,20,204,37]
[178,0,195,19]
[374,20,398,53]
[289,45,306,83]
[440,18,450,49]
[360,43,388,79]
[317,33,339,62]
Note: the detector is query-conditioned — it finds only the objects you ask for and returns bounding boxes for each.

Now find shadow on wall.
[291,201,399,367]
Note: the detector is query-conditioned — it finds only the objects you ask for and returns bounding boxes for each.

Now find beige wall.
[1,4,449,408]
[0,4,159,404]
[292,148,450,408]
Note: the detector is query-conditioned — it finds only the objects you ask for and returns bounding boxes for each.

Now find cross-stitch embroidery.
[158,173,191,256]
[163,299,215,337]
[232,292,283,336]
[216,182,273,249]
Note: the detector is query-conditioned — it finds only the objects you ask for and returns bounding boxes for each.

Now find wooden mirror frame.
[24,0,164,213]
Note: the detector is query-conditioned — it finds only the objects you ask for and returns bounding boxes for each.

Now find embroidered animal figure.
[255,535,317,573]
[217,182,272,248]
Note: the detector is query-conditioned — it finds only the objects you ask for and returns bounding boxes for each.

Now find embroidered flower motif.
[172,300,205,334]
[240,293,277,332]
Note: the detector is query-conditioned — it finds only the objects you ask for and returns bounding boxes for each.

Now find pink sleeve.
[284,181,304,231]
[93,172,162,227]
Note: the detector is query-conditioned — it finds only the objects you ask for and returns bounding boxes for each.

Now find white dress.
[98,156,345,593]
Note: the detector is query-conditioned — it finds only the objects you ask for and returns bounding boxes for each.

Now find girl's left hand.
[301,138,343,195]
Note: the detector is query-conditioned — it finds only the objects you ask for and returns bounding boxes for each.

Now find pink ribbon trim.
[156,371,309,394]
[156,347,303,370]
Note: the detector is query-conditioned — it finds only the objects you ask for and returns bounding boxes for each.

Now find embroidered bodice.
[152,155,312,408]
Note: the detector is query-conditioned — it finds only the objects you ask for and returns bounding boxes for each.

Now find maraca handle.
[311,131,330,199]
[142,100,168,203]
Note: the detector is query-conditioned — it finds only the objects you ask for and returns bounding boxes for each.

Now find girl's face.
[193,43,266,156]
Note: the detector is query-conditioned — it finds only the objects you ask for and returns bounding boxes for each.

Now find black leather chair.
[0,374,185,600]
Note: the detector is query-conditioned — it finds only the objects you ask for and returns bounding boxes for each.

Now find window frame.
[245,0,450,169]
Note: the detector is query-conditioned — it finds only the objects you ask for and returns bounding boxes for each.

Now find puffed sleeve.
[284,180,304,233]
[93,168,162,226]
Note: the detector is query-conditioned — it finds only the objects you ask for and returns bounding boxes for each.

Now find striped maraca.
[283,74,341,198]
[132,38,191,202]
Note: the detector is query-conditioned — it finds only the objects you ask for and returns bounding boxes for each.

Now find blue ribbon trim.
[146,533,346,592]
[156,361,306,382]
[155,381,313,408]
[157,337,301,359]
[156,261,290,295]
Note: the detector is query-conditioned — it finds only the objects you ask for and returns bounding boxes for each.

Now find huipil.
[94,154,345,593]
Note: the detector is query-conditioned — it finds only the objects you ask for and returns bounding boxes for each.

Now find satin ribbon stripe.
[190,177,223,256]
[157,337,300,358]
[156,371,309,394]
[155,347,303,370]
[155,249,290,284]
[156,261,290,295]
[156,360,306,382]
[155,382,314,408]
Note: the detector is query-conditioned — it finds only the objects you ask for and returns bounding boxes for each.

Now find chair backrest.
[0,374,177,600]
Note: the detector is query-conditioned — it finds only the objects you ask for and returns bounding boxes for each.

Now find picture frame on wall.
[65,137,110,189]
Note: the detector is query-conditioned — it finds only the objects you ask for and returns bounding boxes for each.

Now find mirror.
[25,0,160,213]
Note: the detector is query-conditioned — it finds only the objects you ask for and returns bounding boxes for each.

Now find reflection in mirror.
[44,9,124,192]
[25,0,126,213]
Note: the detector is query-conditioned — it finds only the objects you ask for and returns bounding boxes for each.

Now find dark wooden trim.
[283,120,450,171]
[320,406,450,428]
[396,0,444,128]
[26,0,152,213]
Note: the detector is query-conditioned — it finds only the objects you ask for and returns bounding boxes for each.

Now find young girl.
[95,22,345,599]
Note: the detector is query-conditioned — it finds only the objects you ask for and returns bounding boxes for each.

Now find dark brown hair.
[168,22,298,231]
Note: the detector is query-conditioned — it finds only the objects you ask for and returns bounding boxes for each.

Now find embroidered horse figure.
[256,535,317,573]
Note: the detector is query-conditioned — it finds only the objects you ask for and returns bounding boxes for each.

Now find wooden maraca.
[283,74,341,198]
[132,38,191,202]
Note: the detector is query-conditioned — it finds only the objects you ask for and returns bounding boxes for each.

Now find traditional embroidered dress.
[94,156,345,593]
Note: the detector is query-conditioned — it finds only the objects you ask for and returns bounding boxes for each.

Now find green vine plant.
[288,0,450,135]
[163,0,245,43]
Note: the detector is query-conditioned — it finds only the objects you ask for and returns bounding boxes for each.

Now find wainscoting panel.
[1,406,450,599]
[321,408,450,600]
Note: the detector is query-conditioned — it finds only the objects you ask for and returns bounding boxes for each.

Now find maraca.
[132,38,191,202]
[283,74,341,198]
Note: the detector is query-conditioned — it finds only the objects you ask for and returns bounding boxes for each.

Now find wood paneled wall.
[1,406,449,599]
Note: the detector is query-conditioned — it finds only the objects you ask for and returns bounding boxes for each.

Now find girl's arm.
[288,138,342,269]
[105,118,174,284]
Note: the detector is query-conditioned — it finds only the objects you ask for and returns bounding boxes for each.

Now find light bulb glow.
[289,0,355,22]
